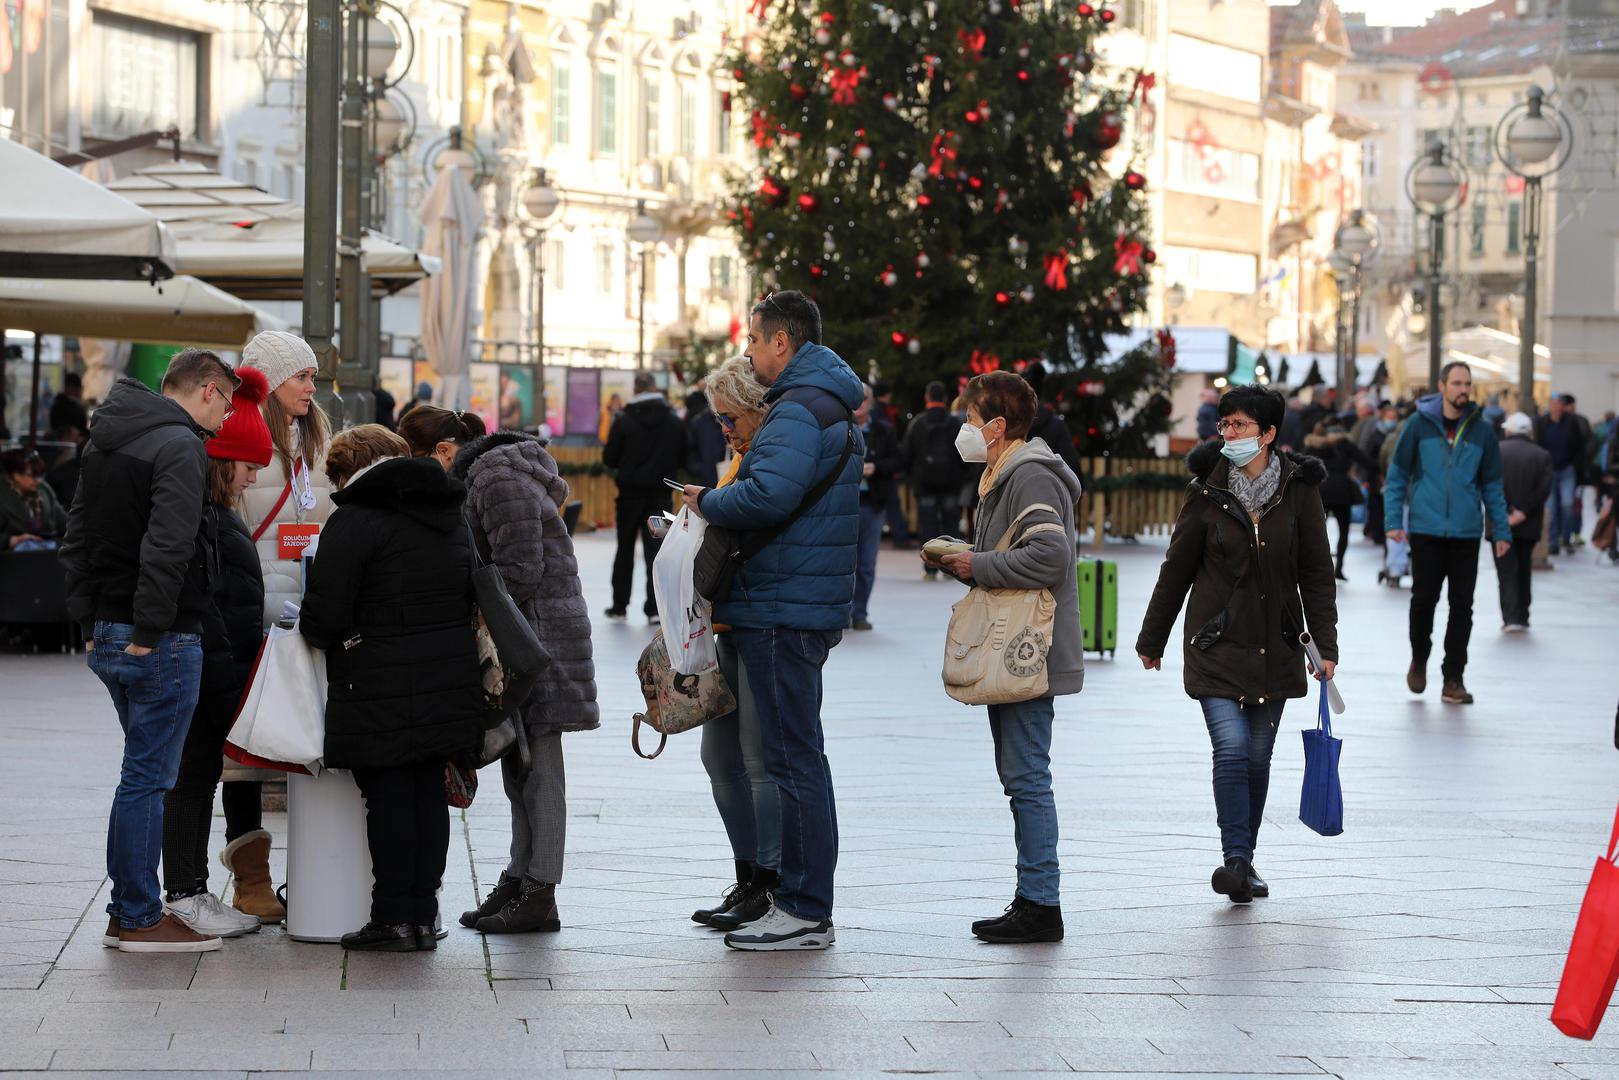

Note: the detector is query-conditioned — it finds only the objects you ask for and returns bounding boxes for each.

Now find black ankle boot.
[461,871,521,929]
[972,898,1020,934]
[341,922,417,951]
[1212,857,1255,904]
[1247,865,1269,898]
[414,924,438,951]
[974,898,1063,944]
[707,867,776,931]
[693,861,754,926]
[474,879,561,934]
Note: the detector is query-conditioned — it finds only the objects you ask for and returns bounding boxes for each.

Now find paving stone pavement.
[3,530,1618,1078]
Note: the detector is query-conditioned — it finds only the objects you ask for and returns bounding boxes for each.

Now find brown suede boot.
[220,829,285,924]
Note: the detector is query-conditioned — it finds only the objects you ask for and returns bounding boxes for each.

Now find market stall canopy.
[1401,324,1551,387]
[0,138,176,282]
[0,275,289,348]
[104,161,438,300]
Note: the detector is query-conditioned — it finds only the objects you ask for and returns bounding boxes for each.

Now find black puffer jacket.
[299,457,487,770]
[603,395,688,495]
[1305,430,1378,508]
[1136,441,1339,704]
[194,503,265,734]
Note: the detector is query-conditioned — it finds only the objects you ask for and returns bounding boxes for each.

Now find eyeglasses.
[1215,418,1258,435]
[760,292,789,322]
[716,412,738,430]
[209,383,236,421]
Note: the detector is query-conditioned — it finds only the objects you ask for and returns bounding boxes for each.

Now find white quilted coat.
[239,436,334,629]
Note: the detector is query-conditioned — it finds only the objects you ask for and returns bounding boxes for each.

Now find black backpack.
[917,413,964,490]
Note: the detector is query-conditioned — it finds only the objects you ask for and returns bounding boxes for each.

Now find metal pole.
[1428,209,1444,392]
[336,2,371,428]
[1519,175,1541,412]
[1348,262,1362,397]
[533,230,546,428]
[302,0,343,420]
[637,245,648,371]
[28,333,41,443]
[1333,280,1346,399]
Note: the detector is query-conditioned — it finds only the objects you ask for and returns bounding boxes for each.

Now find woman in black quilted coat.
[299,424,486,952]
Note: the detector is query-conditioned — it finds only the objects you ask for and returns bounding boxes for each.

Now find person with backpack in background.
[1020,362,1081,475]
[853,383,903,632]
[603,374,688,624]
[904,381,966,579]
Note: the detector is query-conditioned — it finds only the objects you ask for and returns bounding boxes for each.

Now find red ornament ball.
[965,108,982,124]
[797,192,820,212]
[916,193,933,208]
[890,331,908,348]
[790,82,808,100]
[809,263,826,279]
[1017,69,1029,82]
[1077,2,1095,15]
[1100,7,1116,21]
[995,291,1011,306]
[1098,113,1123,149]
[1143,248,1157,264]
[1124,170,1147,191]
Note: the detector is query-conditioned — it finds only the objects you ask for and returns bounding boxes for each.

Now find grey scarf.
[1228,450,1282,518]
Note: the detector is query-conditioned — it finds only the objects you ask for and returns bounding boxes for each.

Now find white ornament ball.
[855,143,873,161]
[826,146,843,166]
[916,252,931,268]
[907,338,922,355]
[823,235,837,253]
[1020,285,1036,302]
[881,270,898,286]
[815,28,831,45]
[882,93,898,111]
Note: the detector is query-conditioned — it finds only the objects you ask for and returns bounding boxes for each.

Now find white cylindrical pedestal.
[286,769,373,943]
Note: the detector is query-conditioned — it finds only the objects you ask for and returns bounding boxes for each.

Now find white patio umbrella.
[417,162,485,409]
[0,276,289,349]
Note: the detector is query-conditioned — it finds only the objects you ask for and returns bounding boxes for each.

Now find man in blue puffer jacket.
[682,290,863,952]
[1384,361,1512,706]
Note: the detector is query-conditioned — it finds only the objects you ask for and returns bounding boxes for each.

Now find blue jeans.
[988,697,1060,905]
[703,634,781,872]
[1199,697,1285,863]
[853,502,884,621]
[88,622,204,929]
[731,626,841,921]
[1548,465,1579,549]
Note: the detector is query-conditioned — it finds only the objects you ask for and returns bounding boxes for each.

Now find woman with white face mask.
[1135,385,1340,906]
[922,372,1083,945]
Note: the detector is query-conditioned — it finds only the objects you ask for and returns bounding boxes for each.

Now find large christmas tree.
[726,0,1173,454]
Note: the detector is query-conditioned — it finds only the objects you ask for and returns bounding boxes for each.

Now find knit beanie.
[207,366,275,467]
[241,330,318,392]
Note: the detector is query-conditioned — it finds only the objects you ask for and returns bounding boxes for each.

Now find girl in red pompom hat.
[160,363,282,938]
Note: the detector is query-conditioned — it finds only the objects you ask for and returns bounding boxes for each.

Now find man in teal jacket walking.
[1385,362,1512,705]
[682,290,863,952]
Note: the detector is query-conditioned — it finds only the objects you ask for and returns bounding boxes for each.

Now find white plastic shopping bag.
[652,506,718,675]
[225,625,329,773]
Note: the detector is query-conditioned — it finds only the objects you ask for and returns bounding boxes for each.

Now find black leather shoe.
[974,898,1063,943]
[1212,858,1254,904]
[475,880,561,934]
[341,922,417,951]
[414,924,438,951]
[694,862,753,926]
[972,898,1019,935]
[1247,866,1269,898]
[461,871,521,929]
[707,870,776,932]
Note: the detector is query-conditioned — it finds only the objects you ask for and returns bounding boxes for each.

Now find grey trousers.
[502,730,566,884]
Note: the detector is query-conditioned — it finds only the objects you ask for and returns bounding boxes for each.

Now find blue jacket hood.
[1415,392,1476,428]
[767,343,864,411]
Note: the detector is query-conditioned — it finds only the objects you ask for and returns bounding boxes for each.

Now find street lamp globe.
[522,170,560,222]
[373,95,408,154]
[627,203,663,245]
[1506,87,1563,166]
[1335,212,1376,260]
[1326,248,1354,277]
[1412,153,1461,209]
[438,147,477,183]
[364,17,400,81]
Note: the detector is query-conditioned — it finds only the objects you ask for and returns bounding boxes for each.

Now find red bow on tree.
[1114,234,1144,276]
[970,350,1002,374]
[927,131,957,177]
[1130,70,1156,103]
[1156,328,1177,369]
[1043,250,1069,291]
[748,0,770,19]
[958,27,986,62]
[829,66,863,105]
[751,110,774,148]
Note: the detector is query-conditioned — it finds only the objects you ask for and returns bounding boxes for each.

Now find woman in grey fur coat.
[444,430,599,934]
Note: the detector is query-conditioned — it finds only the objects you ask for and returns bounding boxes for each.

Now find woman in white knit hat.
[224,330,335,924]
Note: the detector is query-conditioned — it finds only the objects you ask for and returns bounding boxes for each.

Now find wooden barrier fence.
[549,446,1188,541]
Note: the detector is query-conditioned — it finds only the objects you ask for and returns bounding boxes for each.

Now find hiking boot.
[461,871,522,929]
[723,905,835,951]
[707,868,777,932]
[693,861,753,926]
[1211,857,1254,905]
[475,879,561,934]
[1247,867,1270,898]
[414,925,438,951]
[102,916,120,948]
[164,891,261,938]
[972,898,1020,935]
[117,913,222,953]
[220,830,285,924]
[973,898,1063,944]
[340,922,417,952]
[1406,662,1427,694]
[1441,681,1474,705]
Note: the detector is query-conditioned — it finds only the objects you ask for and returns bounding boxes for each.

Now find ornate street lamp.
[517,168,561,425]
[1405,140,1466,391]
[1332,209,1380,397]
[627,200,664,370]
[1327,248,1353,395]
[1495,84,1574,411]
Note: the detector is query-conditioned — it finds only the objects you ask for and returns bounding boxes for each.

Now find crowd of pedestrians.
[47,287,1617,960]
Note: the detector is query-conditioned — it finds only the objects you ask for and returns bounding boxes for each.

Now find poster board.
[498,365,535,430]
[378,357,413,414]
[543,368,565,435]
[565,368,601,438]
[467,362,500,433]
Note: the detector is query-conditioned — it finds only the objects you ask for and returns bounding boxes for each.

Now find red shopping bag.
[1552,803,1619,1039]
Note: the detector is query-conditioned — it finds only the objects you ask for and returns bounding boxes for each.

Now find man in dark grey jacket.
[1493,412,1555,632]
[60,350,237,954]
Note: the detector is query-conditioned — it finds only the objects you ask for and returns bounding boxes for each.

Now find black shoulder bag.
[459,517,551,775]
[692,409,856,603]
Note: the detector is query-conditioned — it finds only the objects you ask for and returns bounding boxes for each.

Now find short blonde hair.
[705,356,767,422]
[325,424,409,488]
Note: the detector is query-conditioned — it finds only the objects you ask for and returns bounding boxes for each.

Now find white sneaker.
[1503,623,1529,634]
[723,904,835,951]
[164,892,262,938]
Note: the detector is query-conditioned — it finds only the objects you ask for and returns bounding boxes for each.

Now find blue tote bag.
[1299,682,1343,836]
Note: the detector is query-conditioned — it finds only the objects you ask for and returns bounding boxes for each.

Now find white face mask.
[955,420,991,463]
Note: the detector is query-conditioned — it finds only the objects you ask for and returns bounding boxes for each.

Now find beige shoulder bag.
[941,503,1067,706]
